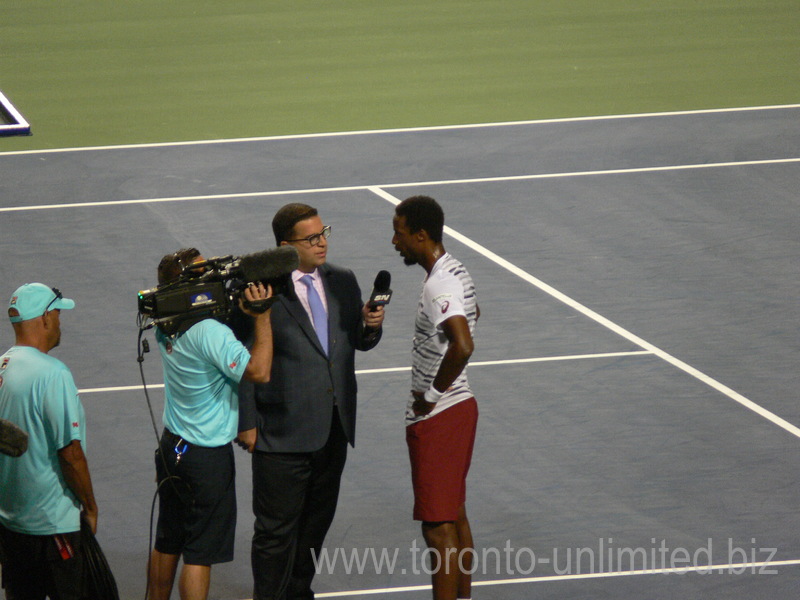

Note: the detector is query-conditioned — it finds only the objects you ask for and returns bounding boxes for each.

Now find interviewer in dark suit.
[238,203,384,600]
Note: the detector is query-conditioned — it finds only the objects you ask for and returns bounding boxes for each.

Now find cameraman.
[148,248,274,600]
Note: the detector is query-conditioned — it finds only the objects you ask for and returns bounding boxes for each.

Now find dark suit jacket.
[238,263,381,452]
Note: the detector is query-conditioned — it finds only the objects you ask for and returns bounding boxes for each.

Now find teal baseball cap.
[8,283,75,323]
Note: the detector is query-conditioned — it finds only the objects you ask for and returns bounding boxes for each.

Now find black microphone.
[238,246,300,283]
[368,270,392,311]
[0,418,29,458]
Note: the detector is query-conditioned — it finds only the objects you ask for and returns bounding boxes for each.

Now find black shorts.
[154,430,236,565]
[0,523,84,600]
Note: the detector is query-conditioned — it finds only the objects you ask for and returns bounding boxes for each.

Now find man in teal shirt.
[0,283,98,600]
[148,249,274,600]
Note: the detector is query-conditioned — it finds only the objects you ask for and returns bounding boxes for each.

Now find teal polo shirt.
[0,346,85,535]
[157,319,250,447]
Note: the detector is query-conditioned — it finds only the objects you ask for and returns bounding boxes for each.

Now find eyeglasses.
[286,225,331,247]
[44,288,62,314]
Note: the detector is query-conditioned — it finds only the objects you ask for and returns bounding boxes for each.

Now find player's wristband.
[423,386,444,404]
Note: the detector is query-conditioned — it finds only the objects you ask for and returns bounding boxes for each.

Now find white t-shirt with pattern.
[407,252,477,425]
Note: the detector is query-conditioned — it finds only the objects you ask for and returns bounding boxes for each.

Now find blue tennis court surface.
[1,105,799,599]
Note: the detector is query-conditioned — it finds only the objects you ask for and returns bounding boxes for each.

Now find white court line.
[0,91,31,136]
[2,156,799,214]
[76,351,652,395]
[1,103,799,156]
[370,187,800,439]
[311,559,800,598]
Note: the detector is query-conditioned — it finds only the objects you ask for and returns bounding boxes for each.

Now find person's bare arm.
[412,315,474,416]
[241,283,274,384]
[58,439,98,533]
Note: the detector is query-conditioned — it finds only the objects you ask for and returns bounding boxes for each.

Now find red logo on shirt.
[72,422,79,428]
[230,362,237,368]
[441,301,450,314]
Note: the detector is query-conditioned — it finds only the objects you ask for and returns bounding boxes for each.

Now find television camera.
[137,246,299,336]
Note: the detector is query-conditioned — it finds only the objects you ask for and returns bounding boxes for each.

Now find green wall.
[2,0,798,150]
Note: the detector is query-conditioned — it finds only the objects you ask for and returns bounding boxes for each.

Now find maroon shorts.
[406,398,478,522]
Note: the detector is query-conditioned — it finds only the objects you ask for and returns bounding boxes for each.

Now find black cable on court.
[81,518,121,600]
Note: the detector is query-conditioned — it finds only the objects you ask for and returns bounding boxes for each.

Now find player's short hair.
[272,203,319,246]
[395,195,444,243]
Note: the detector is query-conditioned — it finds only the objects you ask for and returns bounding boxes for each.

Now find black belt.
[161,428,192,452]
[161,428,192,468]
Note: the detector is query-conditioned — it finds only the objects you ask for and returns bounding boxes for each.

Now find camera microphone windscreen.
[368,270,392,309]
[239,246,300,283]
[0,418,29,458]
